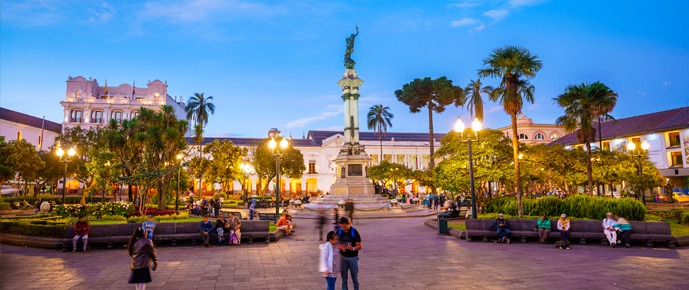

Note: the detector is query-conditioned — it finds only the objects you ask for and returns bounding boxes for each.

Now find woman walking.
[319,231,340,290]
[127,227,158,290]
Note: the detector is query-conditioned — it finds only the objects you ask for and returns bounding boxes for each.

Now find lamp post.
[103,161,111,204]
[269,136,289,215]
[454,118,482,219]
[627,140,650,203]
[175,153,183,214]
[56,143,77,204]
[240,162,253,209]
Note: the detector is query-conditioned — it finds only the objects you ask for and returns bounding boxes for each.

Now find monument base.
[330,178,375,195]
[330,152,375,195]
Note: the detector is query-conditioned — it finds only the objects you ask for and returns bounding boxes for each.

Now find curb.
[0,233,63,250]
[423,219,466,240]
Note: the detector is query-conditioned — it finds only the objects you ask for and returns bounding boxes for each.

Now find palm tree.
[478,45,542,218]
[395,77,464,170]
[367,105,394,161]
[185,92,215,195]
[589,82,618,149]
[555,82,617,196]
[464,79,493,121]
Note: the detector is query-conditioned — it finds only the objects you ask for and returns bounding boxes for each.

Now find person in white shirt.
[602,212,618,247]
[319,231,340,290]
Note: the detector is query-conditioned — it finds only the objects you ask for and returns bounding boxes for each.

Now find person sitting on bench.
[72,216,90,253]
[492,213,511,243]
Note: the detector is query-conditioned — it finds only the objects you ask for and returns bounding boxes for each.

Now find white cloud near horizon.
[138,0,283,23]
[470,22,486,32]
[488,106,503,113]
[483,9,509,21]
[450,18,478,27]
[284,105,343,129]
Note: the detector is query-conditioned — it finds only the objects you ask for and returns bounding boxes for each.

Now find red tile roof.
[549,107,689,146]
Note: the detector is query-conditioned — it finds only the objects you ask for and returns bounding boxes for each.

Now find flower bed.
[54,201,135,218]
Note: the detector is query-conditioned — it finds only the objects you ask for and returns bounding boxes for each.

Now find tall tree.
[478,45,542,218]
[5,139,44,194]
[464,79,493,121]
[589,82,618,148]
[0,137,14,185]
[248,138,305,194]
[554,82,617,195]
[204,140,247,191]
[366,104,394,160]
[185,92,215,195]
[395,76,464,170]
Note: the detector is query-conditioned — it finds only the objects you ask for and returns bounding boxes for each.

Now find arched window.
[131,111,139,119]
[92,111,104,124]
[518,133,529,140]
[534,133,545,140]
[111,111,123,123]
[550,133,560,140]
[70,110,83,123]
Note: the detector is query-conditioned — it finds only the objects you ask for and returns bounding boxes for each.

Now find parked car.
[661,192,689,203]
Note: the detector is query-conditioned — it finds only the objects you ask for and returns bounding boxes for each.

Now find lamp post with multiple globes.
[627,140,650,203]
[453,118,483,219]
[55,143,77,204]
[239,162,253,209]
[176,153,184,214]
[268,137,289,215]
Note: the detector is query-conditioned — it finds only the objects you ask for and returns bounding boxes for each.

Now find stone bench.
[465,219,675,248]
[62,220,272,250]
[258,213,280,223]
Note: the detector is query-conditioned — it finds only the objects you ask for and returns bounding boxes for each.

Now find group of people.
[319,216,362,290]
[492,212,633,249]
[186,196,223,217]
[199,212,242,247]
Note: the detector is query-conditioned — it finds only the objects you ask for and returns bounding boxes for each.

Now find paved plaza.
[1,217,687,290]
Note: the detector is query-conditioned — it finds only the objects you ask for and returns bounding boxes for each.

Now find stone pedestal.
[330,154,375,195]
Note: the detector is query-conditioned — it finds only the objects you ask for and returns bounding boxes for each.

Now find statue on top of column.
[344,26,359,69]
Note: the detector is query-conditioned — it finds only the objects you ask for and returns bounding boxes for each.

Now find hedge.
[0,219,67,238]
[0,202,10,210]
[484,195,646,221]
[681,211,689,224]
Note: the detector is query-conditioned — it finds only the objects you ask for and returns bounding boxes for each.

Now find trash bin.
[437,213,449,235]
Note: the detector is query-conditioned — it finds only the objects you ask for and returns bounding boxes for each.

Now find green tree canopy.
[249,137,305,193]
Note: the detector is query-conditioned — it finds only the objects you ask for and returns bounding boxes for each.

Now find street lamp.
[240,162,253,209]
[56,143,77,204]
[454,117,482,219]
[269,136,289,215]
[627,140,650,203]
[176,153,183,214]
[103,161,111,204]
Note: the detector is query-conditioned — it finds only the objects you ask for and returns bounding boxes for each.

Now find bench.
[465,219,675,248]
[222,211,243,220]
[62,220,273,250]
[258,213,280,223]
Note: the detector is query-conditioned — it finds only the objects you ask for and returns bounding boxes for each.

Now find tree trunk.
[379,127,383,162]
[511,114,523,218]
[427,103,435,170]
[586,142,593,194]
[157,179,165,209]
[128,184,133,202]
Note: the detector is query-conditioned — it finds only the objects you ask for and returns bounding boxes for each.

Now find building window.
[602,141,610,151]
[669,151,683,167]
[112,111,123,123]
[550,133,560,140]
[17,131,22,140]
[667,132,680,148]
[70,110,83,123]
[92,111,104,124]
[308,161,317,174]
[518,133,529,140]
[534,133,545,140]
[131,111,139,119]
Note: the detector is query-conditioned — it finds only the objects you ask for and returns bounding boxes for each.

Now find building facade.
[550,107,689,192]
[497,114,565,145]
[60,76,186,131]
[192,130,445,195]
[0,107,62,150]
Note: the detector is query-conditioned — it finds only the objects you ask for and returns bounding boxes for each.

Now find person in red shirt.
[276,212,292,235]
[73,216,90,253]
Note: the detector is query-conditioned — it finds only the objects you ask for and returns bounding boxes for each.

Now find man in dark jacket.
[493,213,511,243]
[73,216,90,252]
[344,199,355,223]
[199,216,213,247]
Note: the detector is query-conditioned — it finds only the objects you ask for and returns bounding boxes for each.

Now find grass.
[448,220,466,231]
[269,223,276,232]
[666,219,689,236]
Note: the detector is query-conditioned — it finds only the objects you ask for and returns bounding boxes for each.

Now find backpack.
[337,227,356,239]
[230,232,239,245]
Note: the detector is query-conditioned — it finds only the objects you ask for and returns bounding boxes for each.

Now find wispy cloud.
[0,0,65,26]
[488,106,503,113]
[285,105,343,129]
[483,9,510,21]
[662,81,672,90]
[138,0,284,24]
[508,0,548,8]
[449,0,485,8]
[450,17,478,27]
[88,2,116,23]
[470,22,486,33]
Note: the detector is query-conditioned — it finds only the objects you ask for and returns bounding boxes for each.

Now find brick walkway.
[1,217,687,289]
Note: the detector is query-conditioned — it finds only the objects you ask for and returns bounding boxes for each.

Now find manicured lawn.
[269,223,276,232]
[159,218,203,223]
[448,220,466,231]
[90,220,126,225]
[666,219,689,236]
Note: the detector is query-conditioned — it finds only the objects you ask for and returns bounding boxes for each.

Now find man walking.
[344,199,355,224]
[337,217,362,290]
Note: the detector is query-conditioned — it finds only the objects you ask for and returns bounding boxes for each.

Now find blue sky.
[1,0,688,138]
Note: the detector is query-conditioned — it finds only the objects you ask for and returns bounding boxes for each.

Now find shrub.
[484,195,646,221]
[648,209,684,220]
[213,193,228,199]
[644,214,664,222]
[130,208,176,217]
[127,216,145,224]
[0,203,10,210]
[681,211,689,224]
[0,219,67,238]
[54,202,135,218]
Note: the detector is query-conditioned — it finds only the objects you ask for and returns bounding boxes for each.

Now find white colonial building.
[60,76,186,131]
[193,129,445,195]
[0,107,62,150]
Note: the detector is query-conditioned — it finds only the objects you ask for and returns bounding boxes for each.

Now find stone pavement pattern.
[1,217,687,289]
